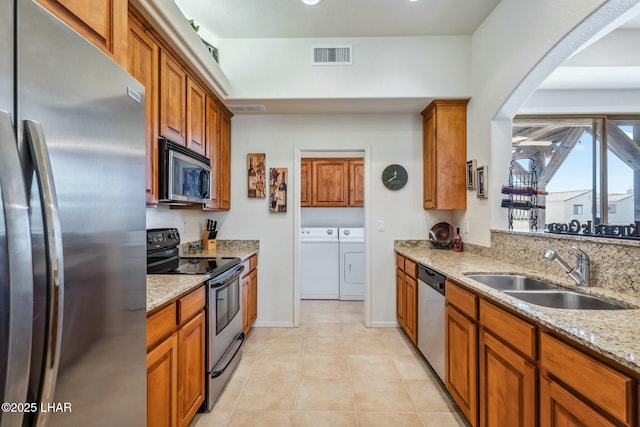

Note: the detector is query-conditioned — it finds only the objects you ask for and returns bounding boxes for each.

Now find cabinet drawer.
[241,258,251,278]
[404,259,417,278]
[178,286,206,325]
[396,254,404,270]
[446,280,477,319]
[540,333,633,426]
[147,302,177,350]
[480,300,536,359]
[249,254,258,271]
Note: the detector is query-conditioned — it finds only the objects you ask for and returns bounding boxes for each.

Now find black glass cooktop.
[148,257,240,276]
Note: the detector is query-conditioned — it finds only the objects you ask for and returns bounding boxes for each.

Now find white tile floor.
[191,300,467,427]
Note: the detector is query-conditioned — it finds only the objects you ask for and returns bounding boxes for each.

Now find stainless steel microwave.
[158,138,212,205]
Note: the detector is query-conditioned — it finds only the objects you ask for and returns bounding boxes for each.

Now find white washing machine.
[300,227,340,299]
[338,227,365,300]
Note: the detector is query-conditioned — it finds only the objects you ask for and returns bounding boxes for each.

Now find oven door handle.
[211,332,245,379]
[209,265,244,287]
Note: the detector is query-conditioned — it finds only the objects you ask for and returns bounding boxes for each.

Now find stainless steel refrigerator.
[1,1,147,426]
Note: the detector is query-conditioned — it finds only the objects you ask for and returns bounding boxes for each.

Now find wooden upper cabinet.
[300,159,312,207]
[422,99,469,210]
[127,13,159,205]
[204,97,220,209]
[186,78,206,156]
[311,159,349,207]
[349,159,364,207]
[160,50,187,145]
[36,0,127,65]
[218,113,232,210]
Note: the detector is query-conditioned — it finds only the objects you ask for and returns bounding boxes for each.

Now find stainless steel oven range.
[146,228,245,411]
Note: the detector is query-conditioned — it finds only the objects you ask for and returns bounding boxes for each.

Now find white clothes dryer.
[338,227,365,300]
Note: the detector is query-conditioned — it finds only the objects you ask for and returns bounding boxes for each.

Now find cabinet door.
[300,159,312,207]
[203,97,220,210]
[404,274,418,344]
[445,305,478,427]
[186,78,206,155]
[148,333,178,427]
[241,274,250,334]
[311,160,349,207]
[177,311,205,427]
[349,159,364,207]
[36,0,127,64]
[218,113,232,210]
[160,51,186,144]
[479,330,536,427]
[127,15,159,205]
[249,268,258,326]
[540,376,616,427]
[423,107,436,209]
[396,269,405,327]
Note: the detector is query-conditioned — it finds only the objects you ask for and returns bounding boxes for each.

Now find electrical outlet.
[464,221,469,234]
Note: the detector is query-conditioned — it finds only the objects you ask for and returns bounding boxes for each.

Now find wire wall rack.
[502,159,544,231]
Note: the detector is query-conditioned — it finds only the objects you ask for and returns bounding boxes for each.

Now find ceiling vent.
[226,104,267,113]
[312,45,353,66]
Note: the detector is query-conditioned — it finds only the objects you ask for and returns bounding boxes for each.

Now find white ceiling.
[175,0,502,39]
[175,1,640,114]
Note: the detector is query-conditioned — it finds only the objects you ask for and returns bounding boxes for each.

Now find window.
[513,116,639,228]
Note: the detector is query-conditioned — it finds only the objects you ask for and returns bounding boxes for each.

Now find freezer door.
[17,1,146,426]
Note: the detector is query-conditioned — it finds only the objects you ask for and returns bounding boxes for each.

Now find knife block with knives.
[204,219,218,251]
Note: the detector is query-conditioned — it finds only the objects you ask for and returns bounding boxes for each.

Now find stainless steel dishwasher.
[417,264,446,382]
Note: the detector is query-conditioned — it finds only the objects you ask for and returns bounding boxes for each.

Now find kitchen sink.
[503,290,632,310]
[464,274,559,291]
[464,273,633,310]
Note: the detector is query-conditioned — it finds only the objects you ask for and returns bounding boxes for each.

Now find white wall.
[203,114,451,327]
[458,0,635,246]
[217,36,471,100]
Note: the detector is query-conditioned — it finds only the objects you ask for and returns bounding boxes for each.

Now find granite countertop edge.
[394,244,640,375]
[147,245,259,313]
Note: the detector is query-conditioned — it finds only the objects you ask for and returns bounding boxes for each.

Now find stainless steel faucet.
[543,247,590,287]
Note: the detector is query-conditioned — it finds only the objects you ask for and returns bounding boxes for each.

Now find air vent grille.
[312,45,353,66]
[226,104,267,113]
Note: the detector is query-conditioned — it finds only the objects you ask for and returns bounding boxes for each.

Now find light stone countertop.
[394,243,640,375]
[147,241,259,313]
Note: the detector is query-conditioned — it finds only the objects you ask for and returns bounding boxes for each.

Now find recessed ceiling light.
[302,0,321,5]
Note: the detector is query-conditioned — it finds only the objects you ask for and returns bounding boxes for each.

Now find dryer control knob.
[344,230,350,236]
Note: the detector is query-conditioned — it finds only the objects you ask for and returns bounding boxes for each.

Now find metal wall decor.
[247,153,266,198]
[476,165,488,198]
[269,168,288,212]
[466,160,476,190]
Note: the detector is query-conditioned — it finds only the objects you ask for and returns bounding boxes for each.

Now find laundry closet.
[299,152,365,302]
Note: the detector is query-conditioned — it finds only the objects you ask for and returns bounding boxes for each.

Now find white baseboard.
[370,321,399,328]
[253,320,295,328]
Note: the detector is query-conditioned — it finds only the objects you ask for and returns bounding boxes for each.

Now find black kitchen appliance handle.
[211,332,245,378]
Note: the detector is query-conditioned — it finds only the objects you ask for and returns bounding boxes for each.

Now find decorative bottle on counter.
[453,227,463,252]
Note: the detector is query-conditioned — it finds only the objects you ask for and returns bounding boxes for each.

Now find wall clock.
[381,164,408,190]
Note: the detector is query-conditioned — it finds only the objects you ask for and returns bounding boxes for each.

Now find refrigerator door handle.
[0,111,34,427]
[24,120,64,427]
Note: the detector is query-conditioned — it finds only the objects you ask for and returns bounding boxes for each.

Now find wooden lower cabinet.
[443,278,638,427]
[540,376,616,427]
[395,254,417,344]
[147,285,206,427]
[445,304,478,426]
[147,333,178,427]
[177,311,205,427]
[479,329,537,427]
[241,255,258,334]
